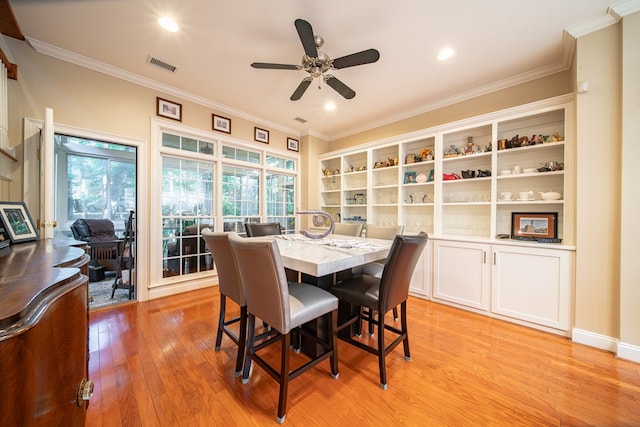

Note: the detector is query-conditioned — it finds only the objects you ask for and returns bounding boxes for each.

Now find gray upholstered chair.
[201,231,247,376]
[329,232,428,390]
[229,234,339,424]
[332,222,363,237]
[244,222,282,237]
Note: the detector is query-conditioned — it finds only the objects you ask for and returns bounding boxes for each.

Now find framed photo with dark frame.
[511,212,558,240]
[156,97,182,122]
[404,171,417,184]
[212,114,231,134]
[0,201,39,243]
[287,137,299,152]
[254,127,269,144]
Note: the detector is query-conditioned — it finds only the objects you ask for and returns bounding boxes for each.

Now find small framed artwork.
[254,127,269,144]
[212,114,231,134]
[287,137,299,152]
[511,212,558,240]
[0,201,39,243]
[404,171,417,184]
[0,225,10,249]
[156,97,182,122]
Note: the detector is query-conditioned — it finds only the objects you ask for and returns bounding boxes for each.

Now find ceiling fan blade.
[332,48,380,69]
[290,78,313,101]
[251,62,299,70]
[295,19,318,58]
[325,75,356,99]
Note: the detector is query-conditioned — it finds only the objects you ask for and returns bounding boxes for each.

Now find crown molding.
[26,37,301,138]
[566,0,640,37]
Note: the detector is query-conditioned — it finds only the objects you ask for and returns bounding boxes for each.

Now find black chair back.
[244,222,282,237]
[379,232,428,312]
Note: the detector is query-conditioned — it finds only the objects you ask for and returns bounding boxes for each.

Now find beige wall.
[330,71,573,151]
[574,25,622,339]
[619,11,640,348]
[2,36,297,206]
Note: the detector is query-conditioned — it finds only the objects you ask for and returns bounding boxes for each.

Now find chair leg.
[215,295,227,350]
[368,309,375,336]
[393,306,399,321]
[377,311,387,390]
[401,302,411,361]
[235,305,248,376]
[329,310,339,379]
[242,314,256,384]
[277,332,291,424]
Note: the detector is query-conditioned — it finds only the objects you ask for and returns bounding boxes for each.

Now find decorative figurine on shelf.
[444,144,461,158]
[464,137,477,155]
[551,132,564,142]
[420,148,433,161]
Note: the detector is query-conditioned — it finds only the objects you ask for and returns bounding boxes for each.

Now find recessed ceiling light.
[437,47,455,61]
[324,101,336,111]
[158,17,179,32]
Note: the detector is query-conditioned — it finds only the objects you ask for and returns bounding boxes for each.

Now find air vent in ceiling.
[148,56,178,73]
[293,117,307,124]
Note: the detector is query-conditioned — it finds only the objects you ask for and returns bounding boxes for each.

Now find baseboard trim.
[617,341,640,364]
[571,328,618,352]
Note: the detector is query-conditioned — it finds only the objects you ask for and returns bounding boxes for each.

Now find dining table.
[273,233,392,284]
[269,233,393,355]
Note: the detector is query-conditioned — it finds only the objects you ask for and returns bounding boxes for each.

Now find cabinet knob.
[76,377,94,406]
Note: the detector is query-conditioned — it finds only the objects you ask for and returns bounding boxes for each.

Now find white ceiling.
[8,0,634,140]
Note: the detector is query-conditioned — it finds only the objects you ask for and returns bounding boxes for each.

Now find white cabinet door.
[492,245,573,331]
[409,240,432,298]
[432,240,490,311]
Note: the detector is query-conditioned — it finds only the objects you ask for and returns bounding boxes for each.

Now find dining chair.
[244,222,282,237]
[332,222,363,237]
[229,234,339,424]
[361,224,404,334]
[329,232,428,390]
[201,230,248,376]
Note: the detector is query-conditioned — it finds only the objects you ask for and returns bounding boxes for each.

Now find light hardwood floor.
[87,287,640,426]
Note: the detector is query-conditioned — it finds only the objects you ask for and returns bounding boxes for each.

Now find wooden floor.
[87,287,640,426]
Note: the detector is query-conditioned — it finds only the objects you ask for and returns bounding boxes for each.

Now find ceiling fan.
[251,19,380,101]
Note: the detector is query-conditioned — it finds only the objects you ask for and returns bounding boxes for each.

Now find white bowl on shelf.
[500,170,512,176]
[539,191,562,200]
[523,168,537,174]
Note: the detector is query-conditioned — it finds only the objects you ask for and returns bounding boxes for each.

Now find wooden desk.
[0,239,90,426]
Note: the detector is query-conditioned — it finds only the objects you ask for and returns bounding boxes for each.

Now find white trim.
[617,341,640,364]
[149,118,300,298]
[571,328,618,353]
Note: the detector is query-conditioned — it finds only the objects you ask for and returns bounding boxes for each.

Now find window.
[153,121,299,285]
[222,165,260,233]
[161,157,214,277]
[57,134,136,235]
[266,172,296,233]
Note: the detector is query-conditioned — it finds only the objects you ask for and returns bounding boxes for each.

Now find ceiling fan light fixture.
[437,47,455,61]
[158,17,179,32]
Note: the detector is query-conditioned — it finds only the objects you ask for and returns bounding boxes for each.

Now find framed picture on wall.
[156,97,182,121]
[255,127,269,144]
[0,201,39,243]
[287,137,299,152]
[212,114,231,134]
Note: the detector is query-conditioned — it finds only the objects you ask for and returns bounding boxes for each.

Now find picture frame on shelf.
[0,201,39,243]
[0,225,10,249]
[254,127,269,144]
[511,212,557,240]
[404,171,417,184]
[156,97,182,122]
[212,114,231,134]
[287,137,299,152]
